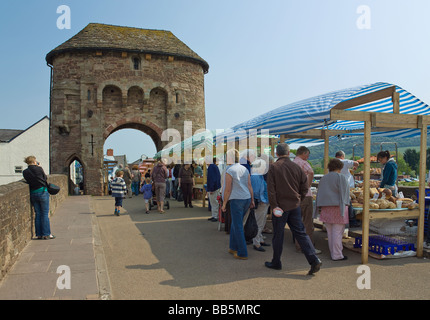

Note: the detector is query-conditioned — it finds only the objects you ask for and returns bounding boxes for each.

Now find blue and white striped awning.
[226,82,430,144]
[154,82,430,158]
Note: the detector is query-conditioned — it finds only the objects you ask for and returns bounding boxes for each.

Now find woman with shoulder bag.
[22,156,55,240]
[151,158,169,213]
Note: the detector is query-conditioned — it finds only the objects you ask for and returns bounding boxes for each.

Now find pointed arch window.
[133,57,141,70]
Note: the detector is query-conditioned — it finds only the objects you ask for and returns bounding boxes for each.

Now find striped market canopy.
[155,82,430,157]
[226,82,430,144]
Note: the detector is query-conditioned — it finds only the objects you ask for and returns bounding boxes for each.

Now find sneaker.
[253,245,265,252]
[423,242,430,249]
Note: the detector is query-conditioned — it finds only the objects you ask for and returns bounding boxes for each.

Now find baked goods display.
[356,168,382,175]
[350,187,416,210]
[356,180,380,188]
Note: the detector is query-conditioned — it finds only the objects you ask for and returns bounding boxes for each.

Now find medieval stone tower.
[46,23,209,195]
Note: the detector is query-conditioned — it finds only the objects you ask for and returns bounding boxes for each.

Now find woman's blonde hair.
[24,156,36,165]
[226,149,240,164]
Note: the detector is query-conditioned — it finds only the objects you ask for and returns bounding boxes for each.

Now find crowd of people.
[109,160,206,215]
[21,141,430,275]
[103,143,412,274]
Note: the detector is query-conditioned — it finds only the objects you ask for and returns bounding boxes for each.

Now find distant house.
[0,117,49,185]
[103,149,128,180]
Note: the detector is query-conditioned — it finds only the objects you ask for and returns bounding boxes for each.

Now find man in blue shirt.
[250,159,271,251]
[207,159,221,222]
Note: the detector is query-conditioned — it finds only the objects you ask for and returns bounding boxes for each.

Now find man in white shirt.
[335,151,358,188]
[335,150,359,227]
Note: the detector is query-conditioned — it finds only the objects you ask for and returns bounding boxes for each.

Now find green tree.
[403,149,419,172]
[397,154,414,176]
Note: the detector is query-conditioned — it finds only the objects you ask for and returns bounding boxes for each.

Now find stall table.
[354,207,420,220]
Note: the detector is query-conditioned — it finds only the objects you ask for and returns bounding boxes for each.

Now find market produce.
[356,180,380,188]
[350,187,418,210]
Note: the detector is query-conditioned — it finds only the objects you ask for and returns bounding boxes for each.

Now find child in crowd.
[111,170,127,216]
[141,177,153,214]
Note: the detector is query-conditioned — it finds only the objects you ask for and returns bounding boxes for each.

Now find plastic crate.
[354,235,416,255]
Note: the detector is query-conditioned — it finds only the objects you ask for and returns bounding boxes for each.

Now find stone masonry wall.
[50,50,206,195]
[0,174,68,281]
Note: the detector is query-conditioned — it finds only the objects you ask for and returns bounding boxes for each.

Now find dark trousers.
[271,206,318,267]
[181,182,193,205]
[30,191,51,237]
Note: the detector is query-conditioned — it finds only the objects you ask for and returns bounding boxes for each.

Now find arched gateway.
[46,23,209,195]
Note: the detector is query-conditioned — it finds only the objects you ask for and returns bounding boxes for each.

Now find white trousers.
[253,202,269,246]
[208,189,220,219]
[325,223,345,260]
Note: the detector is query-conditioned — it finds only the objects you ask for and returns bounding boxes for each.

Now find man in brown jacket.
[265,143,322,275]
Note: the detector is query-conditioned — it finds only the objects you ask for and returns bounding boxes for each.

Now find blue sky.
[1,0,430,161]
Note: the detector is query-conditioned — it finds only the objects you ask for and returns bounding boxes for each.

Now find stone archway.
[103,118,164,152]
[65,154,86,195]
[47,23,208,195]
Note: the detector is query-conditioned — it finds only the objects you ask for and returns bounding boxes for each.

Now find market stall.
[329,94,429,262]
[224,82,430,263]
[138,158,156,176]
[154,130,277,207]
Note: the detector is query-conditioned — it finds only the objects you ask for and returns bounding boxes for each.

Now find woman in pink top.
[316,158,349,261]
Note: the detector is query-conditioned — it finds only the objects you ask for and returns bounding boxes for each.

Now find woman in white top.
[222,149,254,260]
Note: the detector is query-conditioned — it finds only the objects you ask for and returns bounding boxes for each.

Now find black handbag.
[47,183,61,195]
[244,209,258,241]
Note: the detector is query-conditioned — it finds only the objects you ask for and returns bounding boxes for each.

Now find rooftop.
[0,129,24,143]
[0,116,49,143]
[46,23,209,73]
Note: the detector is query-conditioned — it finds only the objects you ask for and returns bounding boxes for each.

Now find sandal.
[43,235,56,240]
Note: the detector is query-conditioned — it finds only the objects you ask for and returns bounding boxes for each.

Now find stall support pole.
[361,120,371,264]
[417,122,427,257]
[270,139,275,158]
[323,130,329,174]
[203,160,207,208]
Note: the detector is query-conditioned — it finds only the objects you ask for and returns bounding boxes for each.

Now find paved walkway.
[1,194,429,300]
[94,195,430,300]
[0,196,110,300]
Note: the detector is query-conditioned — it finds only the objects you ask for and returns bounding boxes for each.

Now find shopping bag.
[244,209,258,241]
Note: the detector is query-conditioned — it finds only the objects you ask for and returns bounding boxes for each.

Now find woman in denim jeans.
[221,149,254,260]
[23,156,55,240]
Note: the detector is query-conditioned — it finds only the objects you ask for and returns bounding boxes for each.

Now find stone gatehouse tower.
[46,23,209,195]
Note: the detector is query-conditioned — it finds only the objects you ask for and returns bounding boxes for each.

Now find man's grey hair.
[335,150,345,158]
[276,143,290,156]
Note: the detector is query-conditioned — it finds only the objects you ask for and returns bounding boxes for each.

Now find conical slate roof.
[46,23,209,73]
